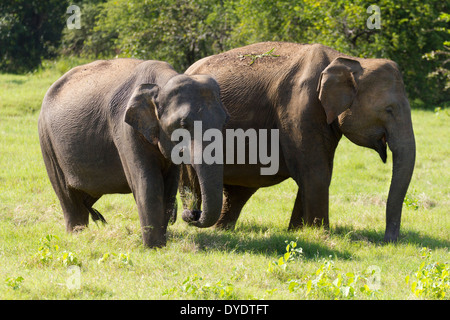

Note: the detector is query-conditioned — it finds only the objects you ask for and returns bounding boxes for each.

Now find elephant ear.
[124,83,160,145]
[317,57,362,124]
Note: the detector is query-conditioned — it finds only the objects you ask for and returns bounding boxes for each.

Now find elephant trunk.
[384,117,416,242]
[181,162,224,228]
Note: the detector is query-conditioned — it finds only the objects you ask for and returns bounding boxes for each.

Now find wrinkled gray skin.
[38,59,227,248]
[181,42,416,242]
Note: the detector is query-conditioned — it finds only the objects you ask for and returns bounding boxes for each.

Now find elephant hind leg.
[58,189,108,231]
[41,136,105,230]
[54,188,90,232]
[40,143,90,231]
[215,185,258,230]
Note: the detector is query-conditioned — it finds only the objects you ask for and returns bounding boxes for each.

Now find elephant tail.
[86,206,107,225]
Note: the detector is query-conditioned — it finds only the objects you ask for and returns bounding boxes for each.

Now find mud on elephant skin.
[180,41,416,242]
[38,58,228,248]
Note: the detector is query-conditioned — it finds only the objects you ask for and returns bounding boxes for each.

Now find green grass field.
[0,61,448,300]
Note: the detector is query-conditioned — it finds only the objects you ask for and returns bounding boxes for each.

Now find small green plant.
[406,248,449,299]
[5,276,24,290]
[239,48,280,65]
[164,274,235,299]
[403,193,420,210]
[97,252,133,267]
[434,106,450,117]
[60,251,81,267]
[22,234,81,267]
[36,234,60,264]
[289,257,380,299]
[267,240,303,273]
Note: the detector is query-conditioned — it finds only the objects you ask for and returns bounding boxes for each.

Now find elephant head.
[124,74,228,228]
[317,56,416,242]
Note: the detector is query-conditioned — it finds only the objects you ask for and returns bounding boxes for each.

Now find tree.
[4,0,447,107]
[60,1,108,56]
[230,0,448,107]
[423,12,450,105]
[81,0,232,71]
[0,0,69,73]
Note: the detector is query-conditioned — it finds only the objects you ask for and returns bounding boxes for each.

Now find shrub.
[22,234,81,267]
[406,248,449,299]
[288,257,380,299]
[267,240,303,273]
[164,274,236,299]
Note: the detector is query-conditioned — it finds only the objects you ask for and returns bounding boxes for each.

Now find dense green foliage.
[0,0,69,73]
[1,1,448,107]
[73,0,449,107]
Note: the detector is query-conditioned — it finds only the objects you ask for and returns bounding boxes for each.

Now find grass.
[0,59,448,300]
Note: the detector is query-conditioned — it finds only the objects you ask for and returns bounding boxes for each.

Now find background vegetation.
[1,0,448,108]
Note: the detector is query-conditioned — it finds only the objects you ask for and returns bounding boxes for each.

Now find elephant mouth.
[375,133,387,163]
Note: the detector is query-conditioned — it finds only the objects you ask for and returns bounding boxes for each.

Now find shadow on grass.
[169,219,449,260]
[169,223,353,261]
[331,225,450,249]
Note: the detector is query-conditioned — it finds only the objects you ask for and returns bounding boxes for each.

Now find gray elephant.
[180,42,416,242]
[38,59,228,248]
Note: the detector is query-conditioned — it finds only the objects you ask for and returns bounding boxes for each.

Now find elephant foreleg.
[132,169,167,248]
[118,128,171,247]
[163,165,180,225]
[282,143,332,230]
[288,189,303,230]
[288,183,329,230]
[299,170,331,229]
[215,185,258,230]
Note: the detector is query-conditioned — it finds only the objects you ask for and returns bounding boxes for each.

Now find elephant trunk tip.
[182,209,205,226]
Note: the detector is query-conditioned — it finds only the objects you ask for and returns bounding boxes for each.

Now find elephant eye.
[385,106,394,114]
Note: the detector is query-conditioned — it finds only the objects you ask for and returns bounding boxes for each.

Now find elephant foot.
[168,204,178,225]
[69,224,88,233]
[214,216,237,231]
[383,230,399,243]
[141,226,167,248]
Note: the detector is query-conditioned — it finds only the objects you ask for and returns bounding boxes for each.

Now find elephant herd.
[38,41,416,248]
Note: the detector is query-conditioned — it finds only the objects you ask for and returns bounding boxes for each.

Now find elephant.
[179,42,416,242]
[38,58,228,248]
